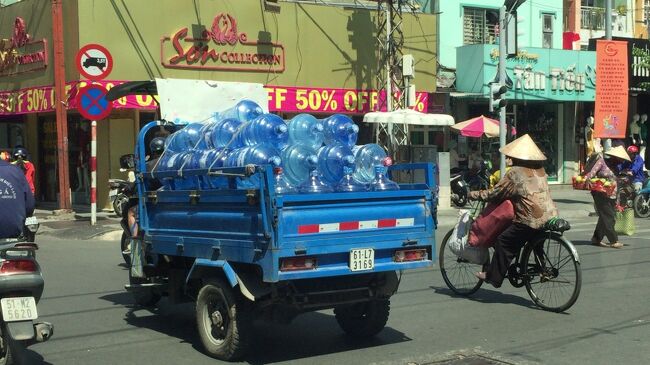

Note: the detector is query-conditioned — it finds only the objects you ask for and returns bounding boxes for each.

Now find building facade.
[0,0,438,209]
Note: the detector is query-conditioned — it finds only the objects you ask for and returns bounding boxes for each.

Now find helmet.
[149,137,166,154]
[626,145,639,154]
[12,147,28,160]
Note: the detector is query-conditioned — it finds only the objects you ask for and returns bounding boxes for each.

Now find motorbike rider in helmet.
[124,137,167,255]
[620,145,645,192]
[12,146,36,194]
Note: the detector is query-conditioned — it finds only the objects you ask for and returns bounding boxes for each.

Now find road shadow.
[100,293,411,364]
[431,285,537,310]
[15,348,54,365]
[554,199,591,205]
[572,239,596,247]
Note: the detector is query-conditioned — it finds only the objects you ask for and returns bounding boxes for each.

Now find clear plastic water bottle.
[288,114,325,149]
[216,99,264,122]
[336,166,367,192]
[225,144,282,168]
[369,166,399,191]
[352,144,389,184]
[165,123,204,153]
[317,144,356,184]
[211,118,244,149]
[299,169,334,194]
[322,114,359,147]
[281,144,319,186]
[273,167,297,195]
[239,114,288,149]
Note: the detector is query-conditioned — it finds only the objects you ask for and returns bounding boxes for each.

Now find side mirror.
[119,154,135,170]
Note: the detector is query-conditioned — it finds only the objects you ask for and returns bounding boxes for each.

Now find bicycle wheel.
[522,233,581,313]
[439,228,484,296]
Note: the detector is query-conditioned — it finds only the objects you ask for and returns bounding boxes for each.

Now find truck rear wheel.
[196,279,252,361]
[334,299,390,338]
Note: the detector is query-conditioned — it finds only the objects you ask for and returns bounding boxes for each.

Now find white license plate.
[1,297,38,322]
[350,248,374,272]
[25,216,38,225]
[109,189,118,198]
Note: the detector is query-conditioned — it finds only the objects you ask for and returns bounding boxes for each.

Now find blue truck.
[121,115,437,360]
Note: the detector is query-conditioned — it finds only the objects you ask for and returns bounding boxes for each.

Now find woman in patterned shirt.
[469,134,557,288]
[584,145,630,249]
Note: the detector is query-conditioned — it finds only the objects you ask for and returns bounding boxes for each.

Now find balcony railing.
[581,6,628,32]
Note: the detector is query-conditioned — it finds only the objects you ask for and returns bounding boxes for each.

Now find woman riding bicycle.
[468,134,558,288]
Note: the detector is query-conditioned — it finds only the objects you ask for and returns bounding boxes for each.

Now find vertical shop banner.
[594,40,629,139]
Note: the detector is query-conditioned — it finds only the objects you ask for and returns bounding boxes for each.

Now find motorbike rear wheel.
[633,194,650,218]
[0,323,24,365]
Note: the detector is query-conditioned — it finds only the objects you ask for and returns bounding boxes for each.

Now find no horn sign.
[76,85,113,121]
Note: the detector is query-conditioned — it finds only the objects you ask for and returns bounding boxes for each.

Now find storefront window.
[515,104,559,180]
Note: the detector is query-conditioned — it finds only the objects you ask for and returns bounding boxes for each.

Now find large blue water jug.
[322,114,359,147]
[273,167,297,195]
[197,148,231,189]
[299,169,334,194]
[225,144,282,168]
[336,166,367,192]
[210,118,244,149]
[165,123,204,153]
[162,151,195,190]
[281,144,319,186]
[197,122,217,150]
[288,114,324,149]
[352,144,388,184]
[317,144,356,184]
[239,114,288,149]
[369,166,399,191]
[216,99,264,122]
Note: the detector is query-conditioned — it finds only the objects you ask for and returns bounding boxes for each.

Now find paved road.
[23,216,650,364]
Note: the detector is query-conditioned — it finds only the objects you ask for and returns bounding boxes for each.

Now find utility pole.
[498,5,507,178]
[605,0,612,40]
[51,0,71,211]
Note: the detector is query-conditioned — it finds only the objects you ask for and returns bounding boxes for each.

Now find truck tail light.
[0,260,37,275]
[393,249,427,262]
[280,257,317,271]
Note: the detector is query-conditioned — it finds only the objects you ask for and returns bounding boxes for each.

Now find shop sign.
[1,82,428,116]
[455,45,596,102]
[594,40,628,139]
[0,17,48,77]
[266,86,428,114]
[161,13,285,73]
[0,81,157,115]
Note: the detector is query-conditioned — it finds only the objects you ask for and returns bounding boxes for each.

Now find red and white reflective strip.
[90,121,97,226]
[298,218,414,234]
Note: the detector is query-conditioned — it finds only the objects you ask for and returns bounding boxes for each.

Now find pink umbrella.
[451,115,516,138]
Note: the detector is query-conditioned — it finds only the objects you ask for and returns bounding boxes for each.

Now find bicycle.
[439,201,582,313]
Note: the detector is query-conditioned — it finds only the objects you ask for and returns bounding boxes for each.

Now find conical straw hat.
[499,134,547,161]
[604,145,631,162]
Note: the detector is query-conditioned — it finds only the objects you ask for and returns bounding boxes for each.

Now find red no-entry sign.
[76,44,113,81]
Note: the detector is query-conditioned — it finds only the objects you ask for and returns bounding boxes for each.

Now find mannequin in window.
[585,115,595,157]
[75,123,90,193]
[629,113,641,146]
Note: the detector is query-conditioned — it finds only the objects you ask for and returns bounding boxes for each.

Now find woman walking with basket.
[468,134,558,288]
[583,145,631,249]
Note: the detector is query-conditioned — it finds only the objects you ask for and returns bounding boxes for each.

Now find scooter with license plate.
[0,217,53,364]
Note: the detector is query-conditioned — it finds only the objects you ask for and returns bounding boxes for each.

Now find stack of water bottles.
[156,99,399,194]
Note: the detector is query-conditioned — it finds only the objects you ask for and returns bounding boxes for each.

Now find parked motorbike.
[108,178,131,218]
[0,217,53,364]
[450,173,468,207]
[633,174,650,218]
